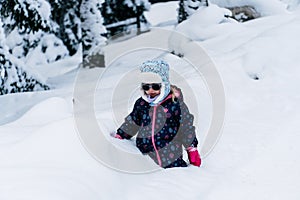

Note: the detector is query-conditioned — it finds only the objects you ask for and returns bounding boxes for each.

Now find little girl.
[114,60,201,168]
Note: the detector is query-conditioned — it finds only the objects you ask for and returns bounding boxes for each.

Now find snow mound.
[168,4,233,55]
[15,97,72,126]
[0,105,115,200]
[144,2,178,27]
[180,4,232,29]
[211,0,289,16]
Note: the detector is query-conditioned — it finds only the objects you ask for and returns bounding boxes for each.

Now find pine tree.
[0,20,50,95]
[0,0,68,64]
[47,0,82,56]
[80,0,107,59]
[178,0,188,23]
[1,0,108,66]
[177,0,209,23]
[0,0,51,33]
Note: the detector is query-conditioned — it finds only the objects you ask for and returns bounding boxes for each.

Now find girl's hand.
[110,132,123,139]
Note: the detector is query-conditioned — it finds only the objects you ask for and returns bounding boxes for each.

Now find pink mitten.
[187,147,201,167]
[110,132,123,140]
[115,134,123,139]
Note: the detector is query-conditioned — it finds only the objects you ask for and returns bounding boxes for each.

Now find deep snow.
[1,1,300,200]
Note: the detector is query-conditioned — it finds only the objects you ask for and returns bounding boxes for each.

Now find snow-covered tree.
[178,0,208,23]
[80,0,107,59]
[0,0,51,33]
[3,27,68,65]
[0,0,68,65]
[1,0,108,67]
[47,0,82,56]
[0,20,49,95]
[101,0,150,36]
[178,0,189,23]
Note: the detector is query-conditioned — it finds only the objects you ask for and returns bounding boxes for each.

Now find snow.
[211,0,289,16]
[0,20,6,48]
[25,33,69,65]
[144,2,178,27]
[1,1,300,200]
[27,0,51,22]
[80,0,107,57]
[16,0,51,29]
[283,0,300,10]
[5,29,69,65]
[169,4,233,55]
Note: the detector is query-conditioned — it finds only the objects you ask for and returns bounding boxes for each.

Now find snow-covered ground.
[1,1,300,199]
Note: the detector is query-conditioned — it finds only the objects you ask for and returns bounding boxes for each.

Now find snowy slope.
[1,2,300,200]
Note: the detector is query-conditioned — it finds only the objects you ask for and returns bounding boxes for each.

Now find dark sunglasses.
[141,83,162,91]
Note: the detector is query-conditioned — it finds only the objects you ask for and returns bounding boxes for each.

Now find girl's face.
[142,83,161,98]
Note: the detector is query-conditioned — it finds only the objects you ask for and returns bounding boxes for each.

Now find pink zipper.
[151,106,162,167]
[151,94,172,167]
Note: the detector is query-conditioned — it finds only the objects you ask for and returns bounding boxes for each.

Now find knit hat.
[139,60,171,105]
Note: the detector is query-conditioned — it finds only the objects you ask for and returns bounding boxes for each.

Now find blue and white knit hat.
[139,60,171,105]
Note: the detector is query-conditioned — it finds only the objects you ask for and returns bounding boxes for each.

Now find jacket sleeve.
[177,101,198,149]
[116,100,142,139]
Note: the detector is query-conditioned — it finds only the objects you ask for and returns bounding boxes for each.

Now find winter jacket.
[116,86,198,168]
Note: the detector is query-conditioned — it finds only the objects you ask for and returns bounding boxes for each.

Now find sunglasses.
[141,83,162,91]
